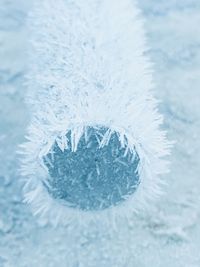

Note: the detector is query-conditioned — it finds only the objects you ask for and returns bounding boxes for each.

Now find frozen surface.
[44,126,140,211]
[0,0,200,266]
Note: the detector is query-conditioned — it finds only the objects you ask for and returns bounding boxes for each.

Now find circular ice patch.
[43,126,140,211]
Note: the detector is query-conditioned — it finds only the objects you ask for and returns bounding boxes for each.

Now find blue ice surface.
[44,127,140,211]
[0,0,200,266]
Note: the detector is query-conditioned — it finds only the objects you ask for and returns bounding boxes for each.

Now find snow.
[0,0,200,266]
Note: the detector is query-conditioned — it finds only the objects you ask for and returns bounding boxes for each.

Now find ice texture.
[0,0,200,267]
[44,126,140,211]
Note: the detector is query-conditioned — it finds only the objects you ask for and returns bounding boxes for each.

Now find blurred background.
[0,0,200,266]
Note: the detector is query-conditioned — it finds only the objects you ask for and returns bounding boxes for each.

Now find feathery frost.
[21,0,171,226]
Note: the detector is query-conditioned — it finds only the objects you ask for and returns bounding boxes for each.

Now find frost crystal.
[21,0,171,225]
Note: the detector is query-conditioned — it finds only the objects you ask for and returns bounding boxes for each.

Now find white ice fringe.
[21,0,171,226]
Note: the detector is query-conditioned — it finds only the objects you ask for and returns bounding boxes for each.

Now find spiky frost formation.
[21,0,171,226]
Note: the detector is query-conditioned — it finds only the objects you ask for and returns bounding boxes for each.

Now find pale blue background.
[0,0,200,266]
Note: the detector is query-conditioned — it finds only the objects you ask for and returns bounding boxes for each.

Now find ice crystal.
[21,0,171,225]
